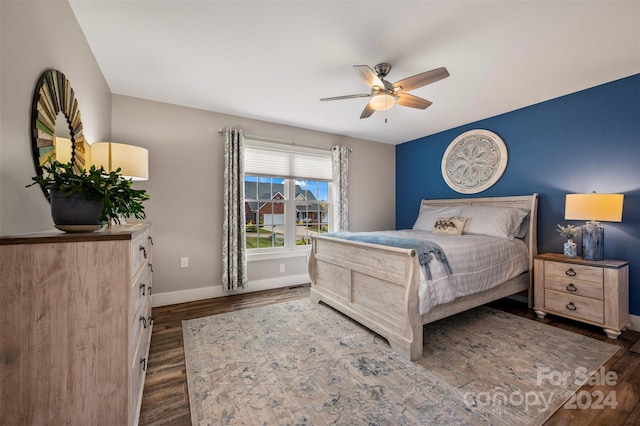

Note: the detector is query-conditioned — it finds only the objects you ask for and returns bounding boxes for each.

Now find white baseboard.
[151,273,310,307]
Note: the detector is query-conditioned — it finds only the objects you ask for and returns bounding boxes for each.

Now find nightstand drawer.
[545,290,604,324]
[545,261,603,287]
[544,278,603,300]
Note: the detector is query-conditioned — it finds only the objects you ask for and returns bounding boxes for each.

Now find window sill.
[247,247,311,262]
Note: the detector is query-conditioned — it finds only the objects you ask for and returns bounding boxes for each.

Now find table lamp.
[90,142,149,180]
[564,192,624,261]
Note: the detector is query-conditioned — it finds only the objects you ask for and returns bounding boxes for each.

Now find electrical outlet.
[181,257,189,268]
[279,263,285,273]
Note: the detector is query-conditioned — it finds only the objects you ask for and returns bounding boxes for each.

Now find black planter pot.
[50,189,105,226]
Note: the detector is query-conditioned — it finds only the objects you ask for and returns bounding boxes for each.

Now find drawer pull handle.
[148,236,154,245]
[148,263,154,272]
[140,283,146,296]
[565,268,576,277]
[566,302,577,311]
[140,316,148,328]
[148,285,152,295]
[140,358,146,371]
[148,316,155,326]
[566,283,577,292]
[140,246,147,259]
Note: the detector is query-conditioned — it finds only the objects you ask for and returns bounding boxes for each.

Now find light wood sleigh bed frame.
[308,194,538,361]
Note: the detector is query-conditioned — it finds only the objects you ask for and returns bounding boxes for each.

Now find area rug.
[183,298,618,425]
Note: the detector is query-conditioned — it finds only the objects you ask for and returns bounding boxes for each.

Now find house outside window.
[244,140,332,252]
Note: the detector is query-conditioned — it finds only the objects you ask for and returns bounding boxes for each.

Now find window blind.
[244,140,332,181]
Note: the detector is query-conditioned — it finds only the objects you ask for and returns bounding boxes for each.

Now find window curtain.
[332,145,349,231]
[222,129,247,291]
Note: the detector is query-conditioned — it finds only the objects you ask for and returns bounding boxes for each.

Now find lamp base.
[582,222,604,261]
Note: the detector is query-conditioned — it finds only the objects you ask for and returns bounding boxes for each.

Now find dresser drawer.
[544,261,603,287]
[131,264,152,321]
[131,229,152,280]
[545,290,604,324]
[131,300,152,363]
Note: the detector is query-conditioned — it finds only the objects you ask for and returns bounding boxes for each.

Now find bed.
[308,194,538,361]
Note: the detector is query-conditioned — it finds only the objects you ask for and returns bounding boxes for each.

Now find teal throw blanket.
[323,232,452,280]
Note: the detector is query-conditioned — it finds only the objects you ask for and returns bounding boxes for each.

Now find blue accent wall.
[396,74,640,316]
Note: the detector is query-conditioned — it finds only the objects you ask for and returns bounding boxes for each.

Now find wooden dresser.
[0,223,153,425]
[533,253,629,339]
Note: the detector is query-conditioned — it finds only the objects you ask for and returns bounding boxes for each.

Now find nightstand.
[533,253,629,339]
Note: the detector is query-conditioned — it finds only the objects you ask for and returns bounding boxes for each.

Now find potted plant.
[556,224,578,258]
[28,160,150,230]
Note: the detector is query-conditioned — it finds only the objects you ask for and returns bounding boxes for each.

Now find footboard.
[308,235,423,361]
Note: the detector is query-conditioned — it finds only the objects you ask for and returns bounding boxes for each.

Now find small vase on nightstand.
[564,239,577,258]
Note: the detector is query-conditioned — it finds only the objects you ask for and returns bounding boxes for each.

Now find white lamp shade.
[91,142,149,181]
[565,193,624,222]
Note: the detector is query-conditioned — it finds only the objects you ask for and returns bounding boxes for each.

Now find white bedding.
[375,230,529,315]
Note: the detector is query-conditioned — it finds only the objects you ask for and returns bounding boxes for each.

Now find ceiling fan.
[320,63,450,119]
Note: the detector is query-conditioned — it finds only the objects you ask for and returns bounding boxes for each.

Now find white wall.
[110,95,396,305]
[0,1,111,235]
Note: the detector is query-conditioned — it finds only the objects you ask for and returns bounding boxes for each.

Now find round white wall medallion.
[441,129,508,194]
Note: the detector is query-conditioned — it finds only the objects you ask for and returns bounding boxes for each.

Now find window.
[244,141,332,251]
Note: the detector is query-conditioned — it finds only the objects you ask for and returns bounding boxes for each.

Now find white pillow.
[460,205,528,240]
[412,206,462,231]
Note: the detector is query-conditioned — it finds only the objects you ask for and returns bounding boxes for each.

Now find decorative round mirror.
[441,129,508,194]
[31,69,87,200]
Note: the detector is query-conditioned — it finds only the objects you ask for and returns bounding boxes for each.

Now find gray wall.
[0,1,395,306]
[0,1,112,235]
[111,95,396,304]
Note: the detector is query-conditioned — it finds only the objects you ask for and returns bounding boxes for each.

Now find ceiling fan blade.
[320,93,370,102]
[392,67,449,92]
[353,65,385,89]
[396,93,433,109]
[360,103,375,119]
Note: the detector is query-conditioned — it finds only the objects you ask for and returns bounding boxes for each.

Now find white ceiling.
[69,1,640,145]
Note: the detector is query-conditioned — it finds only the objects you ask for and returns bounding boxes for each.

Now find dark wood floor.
[139,285,640,425]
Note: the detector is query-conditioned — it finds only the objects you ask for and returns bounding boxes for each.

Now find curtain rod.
[218,128,352,152]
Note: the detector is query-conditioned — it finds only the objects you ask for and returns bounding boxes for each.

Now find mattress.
[375,230,529,315]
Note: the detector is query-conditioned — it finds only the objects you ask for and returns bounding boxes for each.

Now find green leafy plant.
[556,224,578,240]
[28,160,150,224]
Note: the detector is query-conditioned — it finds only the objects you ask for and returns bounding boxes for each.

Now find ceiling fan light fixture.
[369,93,395,111]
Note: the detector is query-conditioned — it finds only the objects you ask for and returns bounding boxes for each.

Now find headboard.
[420,194,539,270]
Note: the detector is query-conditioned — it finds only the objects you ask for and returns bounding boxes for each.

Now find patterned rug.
[183,298,618,425]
